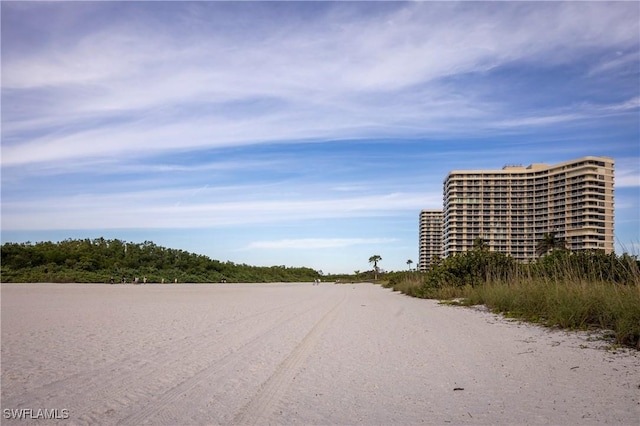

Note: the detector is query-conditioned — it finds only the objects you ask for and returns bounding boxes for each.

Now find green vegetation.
[0,238,321,284]
[383,249,640,349]
[536,232,566,257]
[325,269,378,284]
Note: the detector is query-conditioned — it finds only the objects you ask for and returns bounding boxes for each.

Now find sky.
[1,1,639,275]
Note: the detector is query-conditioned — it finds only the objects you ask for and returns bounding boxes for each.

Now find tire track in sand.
[115,289,344,426]
[232,289,347,426]
[3,293,325,426]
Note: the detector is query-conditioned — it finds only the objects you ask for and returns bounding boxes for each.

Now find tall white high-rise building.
[440,156,614,261]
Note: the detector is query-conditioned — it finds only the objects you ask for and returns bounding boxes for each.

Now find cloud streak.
[3,1,638,168]
[246,238,399,250]
[1,188,443,230]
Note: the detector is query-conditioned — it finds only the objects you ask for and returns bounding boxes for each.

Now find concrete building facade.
[441,156,615,261]
[418,209,443,271]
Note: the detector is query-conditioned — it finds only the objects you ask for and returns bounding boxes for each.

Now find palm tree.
[406,259,413,271]
[473,237,488,251]
[369,255,382,280]
[536,232,566,257]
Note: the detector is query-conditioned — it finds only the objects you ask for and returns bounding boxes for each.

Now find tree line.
[0,238,321,283]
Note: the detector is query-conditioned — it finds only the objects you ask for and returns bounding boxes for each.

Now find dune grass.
[463,278,640,348]
[385,250,640,349]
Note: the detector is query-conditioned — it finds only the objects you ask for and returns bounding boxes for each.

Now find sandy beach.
[1,282,638,425]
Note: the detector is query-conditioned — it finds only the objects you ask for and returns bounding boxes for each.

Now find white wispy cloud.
[491,113,585,128]
[615,157,640,188]
[1,189,443,230]
[588,50,640,77]
[246,238,399,250]
[602,96,640,112]
[2,1,638,168]
[490,96,640,129]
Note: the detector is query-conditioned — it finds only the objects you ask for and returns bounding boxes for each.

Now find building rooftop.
[445,156,614,177]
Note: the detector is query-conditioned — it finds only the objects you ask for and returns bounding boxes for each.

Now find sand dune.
[2,282,638,425]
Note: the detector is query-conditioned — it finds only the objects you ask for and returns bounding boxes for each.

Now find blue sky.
[2,1,639,274]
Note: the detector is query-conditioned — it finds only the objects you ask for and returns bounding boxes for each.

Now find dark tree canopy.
[536,232,567,257]
[0,238,321,283]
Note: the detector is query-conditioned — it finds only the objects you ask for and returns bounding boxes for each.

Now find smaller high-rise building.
[419,209,443,271]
